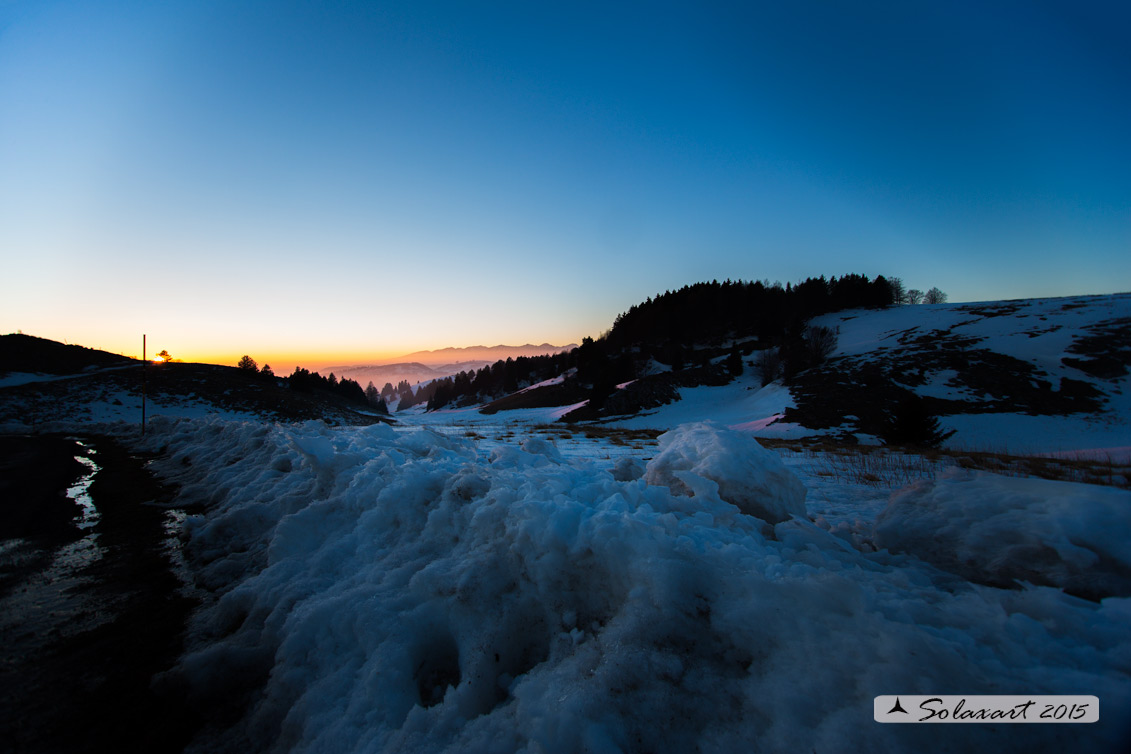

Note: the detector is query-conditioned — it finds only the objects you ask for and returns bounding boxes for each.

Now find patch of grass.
[583,426,662,444]
[775,437,1129,490]
[531,423,662,447]
[529,425,574,441]
[945,447,1129,488]
[799,445,941,488]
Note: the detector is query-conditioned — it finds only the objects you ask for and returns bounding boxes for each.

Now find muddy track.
[0,434,202,753]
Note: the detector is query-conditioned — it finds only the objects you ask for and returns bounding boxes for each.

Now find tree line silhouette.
[604,274,898,348]
[287,366,378,410]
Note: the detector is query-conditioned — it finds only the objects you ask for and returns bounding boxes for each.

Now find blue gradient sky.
[2,0,1129,368]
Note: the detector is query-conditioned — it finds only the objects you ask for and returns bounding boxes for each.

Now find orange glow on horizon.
[9,327,584,377]
[17,335,415,374]
[169,348,431,374]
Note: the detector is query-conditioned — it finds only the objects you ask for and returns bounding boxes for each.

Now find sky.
[2,0,1129,370]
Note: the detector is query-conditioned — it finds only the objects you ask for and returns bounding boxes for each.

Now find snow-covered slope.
[0,360,385,431]
[801,293,1131,456]
[569,293,1129,460]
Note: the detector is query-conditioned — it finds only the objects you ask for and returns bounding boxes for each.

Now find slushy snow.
[135,417,1131,753]
[876,470,1131,601]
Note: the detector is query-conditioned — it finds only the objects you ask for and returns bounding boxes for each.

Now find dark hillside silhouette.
[0,333,135,375]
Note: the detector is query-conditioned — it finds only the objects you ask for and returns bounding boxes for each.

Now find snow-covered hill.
[6,295,1127,461]
[795,293,1131,457]
[420,293,1129,460]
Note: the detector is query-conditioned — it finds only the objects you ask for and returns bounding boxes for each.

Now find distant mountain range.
[391,343,577,366]
[322,344,577,387]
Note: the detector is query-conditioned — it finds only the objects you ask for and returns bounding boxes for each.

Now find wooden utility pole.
[142,334,147,435]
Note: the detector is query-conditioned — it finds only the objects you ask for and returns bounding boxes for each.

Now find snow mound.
[135,418,1131,754]
[643,422,807,524]
[611,456,645,482]
[875,470,1131,600]
[520,436,563,463]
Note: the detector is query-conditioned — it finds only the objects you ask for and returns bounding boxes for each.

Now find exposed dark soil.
[1063,317,1131,380]
[0,434,203,753]
[480,380,590,414]
[560,365,734,422]
[785,321,1112,437]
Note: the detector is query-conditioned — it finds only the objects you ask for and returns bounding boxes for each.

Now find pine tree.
[397,381,417,409]
[726,346,743,376]
[880,394,956,448]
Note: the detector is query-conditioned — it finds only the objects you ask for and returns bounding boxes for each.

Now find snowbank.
[875,470,1131,600]
[139,417,1131,753]
[643,422,807,524]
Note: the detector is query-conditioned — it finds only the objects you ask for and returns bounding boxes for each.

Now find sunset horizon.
[3,1,1128,361]
[9,279,1128,376]
[6,327,587,376]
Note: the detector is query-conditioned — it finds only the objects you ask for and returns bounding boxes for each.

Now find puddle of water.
[0,539,110,644]
[65,439,100,531]
[160,508,205,602]
[0,438,110,646]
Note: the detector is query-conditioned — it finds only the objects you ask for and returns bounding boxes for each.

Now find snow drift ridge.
[139,417,1130,754]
